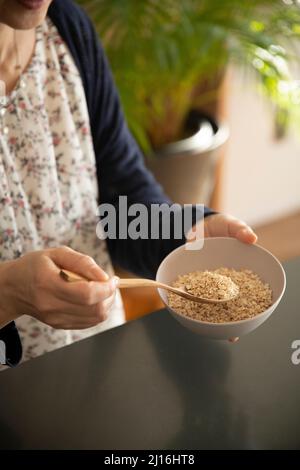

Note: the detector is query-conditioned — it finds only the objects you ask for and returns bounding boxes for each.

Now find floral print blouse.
[0,18,125,365]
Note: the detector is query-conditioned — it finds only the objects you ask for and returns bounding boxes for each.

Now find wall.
[222,70,300,226]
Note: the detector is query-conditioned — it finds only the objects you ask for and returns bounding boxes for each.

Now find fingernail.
[248,227,257,236]
[241,227,253,237]
[247,227,258,239]
[112,276,119,288]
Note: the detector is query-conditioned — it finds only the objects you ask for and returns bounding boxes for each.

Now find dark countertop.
[0,258,299,450]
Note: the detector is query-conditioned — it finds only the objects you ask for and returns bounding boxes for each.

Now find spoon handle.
[118,278,194,301]
[60,269,164,290]
[59,269,222,304]
[60,269,171,291]
[118,278,158,289]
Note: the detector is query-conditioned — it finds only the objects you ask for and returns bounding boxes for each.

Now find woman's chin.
[0,0,51,30]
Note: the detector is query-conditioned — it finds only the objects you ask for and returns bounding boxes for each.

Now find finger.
[62,292,116,325]
[94,293,116,322]
[235,227,257,244]
[49,246,109,281]
[54,276,119,306]
[42,310,97,330]
[42,300,109,329]
[39,299,98,321]
[47,315,101,330]
[204,213,229,237]
[227,219,257,245]
[228,337,239,343]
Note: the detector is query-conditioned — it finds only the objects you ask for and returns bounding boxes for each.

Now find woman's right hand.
[0,246,118,329]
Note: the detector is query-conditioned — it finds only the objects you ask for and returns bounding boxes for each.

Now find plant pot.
[147,111,229,205]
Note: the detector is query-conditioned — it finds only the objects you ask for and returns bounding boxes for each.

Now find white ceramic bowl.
[156,237,286,339]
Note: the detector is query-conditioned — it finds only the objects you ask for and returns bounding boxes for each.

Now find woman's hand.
[188,213,257,344]
[187,213,257,245]
[203,213,257,244]
[0,246,118,330]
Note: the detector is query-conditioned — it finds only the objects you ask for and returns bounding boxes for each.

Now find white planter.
[148,113,229,205]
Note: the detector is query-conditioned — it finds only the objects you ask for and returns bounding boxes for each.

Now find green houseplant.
[77,0,300,203]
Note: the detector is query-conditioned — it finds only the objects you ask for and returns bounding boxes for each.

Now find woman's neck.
[0,23,15,65]
[0,24,35,93]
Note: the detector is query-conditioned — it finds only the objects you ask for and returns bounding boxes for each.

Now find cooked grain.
[168,268,273,323]
[183,271,239,301]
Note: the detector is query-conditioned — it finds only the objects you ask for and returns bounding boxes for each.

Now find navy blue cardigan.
[0,0,214,366]
[49,0,215,276]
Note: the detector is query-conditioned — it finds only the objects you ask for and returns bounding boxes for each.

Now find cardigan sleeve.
[48,0,215,278]
[86,43,214,277]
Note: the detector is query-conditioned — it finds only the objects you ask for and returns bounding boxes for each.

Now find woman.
[0,0,257,367]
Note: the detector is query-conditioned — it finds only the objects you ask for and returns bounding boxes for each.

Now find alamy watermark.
[96,197,205,250]
[291,339,300,365]
[0,340,6,365]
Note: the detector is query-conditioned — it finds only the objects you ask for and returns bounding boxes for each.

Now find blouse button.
[3,126,9,135]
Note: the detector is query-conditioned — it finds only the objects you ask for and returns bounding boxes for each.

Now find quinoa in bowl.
[156,238,285,339]
[168,268,272,323]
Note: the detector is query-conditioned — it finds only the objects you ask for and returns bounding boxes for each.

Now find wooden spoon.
[60,269,238,305]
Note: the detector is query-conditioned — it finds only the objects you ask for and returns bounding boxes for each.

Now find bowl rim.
[156,237,287,327]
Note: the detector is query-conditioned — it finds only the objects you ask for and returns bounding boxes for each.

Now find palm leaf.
[77,0,300,151]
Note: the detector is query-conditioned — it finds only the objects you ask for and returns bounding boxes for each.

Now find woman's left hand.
[190,213,258,344]
[203,213,257,244]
